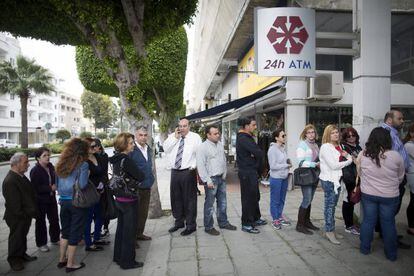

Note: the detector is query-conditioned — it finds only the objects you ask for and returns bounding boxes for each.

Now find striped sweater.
[296,140,318,168]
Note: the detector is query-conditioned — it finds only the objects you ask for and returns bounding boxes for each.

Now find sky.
[18,37,84,96]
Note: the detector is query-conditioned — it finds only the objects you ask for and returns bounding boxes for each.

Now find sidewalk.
[0,155,413,275]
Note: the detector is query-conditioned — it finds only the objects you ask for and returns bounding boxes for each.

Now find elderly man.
[164,118,202,236]
[197,125,237,235]
[130,126,155,246]
[2,153,38,271]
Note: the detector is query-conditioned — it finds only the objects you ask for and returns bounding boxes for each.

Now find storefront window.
[307,106,353,141]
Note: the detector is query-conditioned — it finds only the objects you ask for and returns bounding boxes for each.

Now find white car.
[0,139,18,148]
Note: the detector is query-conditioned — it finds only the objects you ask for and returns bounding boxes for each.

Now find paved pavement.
[0,155,413,275]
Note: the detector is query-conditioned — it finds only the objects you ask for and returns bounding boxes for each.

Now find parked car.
[0,139,18,148]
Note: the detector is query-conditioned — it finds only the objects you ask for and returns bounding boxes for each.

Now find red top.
[335,146,343,161]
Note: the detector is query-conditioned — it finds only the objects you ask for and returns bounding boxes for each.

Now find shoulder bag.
[293,160,320,186]
[109,158,140,198]
[350,175,361,204]
[72,169,100,208]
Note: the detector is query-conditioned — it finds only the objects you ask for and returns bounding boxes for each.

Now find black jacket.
[2,170,38,221]
[341,143,362,188]
[236,131,264,172]
[29,162,57,204]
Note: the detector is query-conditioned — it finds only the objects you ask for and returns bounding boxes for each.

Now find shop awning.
[186,81,285,122]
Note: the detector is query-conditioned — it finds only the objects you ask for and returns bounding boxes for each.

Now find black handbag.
[293,160,320,186]
[109,158,140,198]
[101,187,118,220]
[72,170,100,208]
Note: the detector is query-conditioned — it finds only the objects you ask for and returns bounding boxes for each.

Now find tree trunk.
[20,94,29,148]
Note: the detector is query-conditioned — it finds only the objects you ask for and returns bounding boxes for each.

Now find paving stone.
[169,247,196,262]
[168,260,197,276]
[198,245,228,260]
[199,258,234,275]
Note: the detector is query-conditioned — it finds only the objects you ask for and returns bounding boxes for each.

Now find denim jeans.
[321,180,341,232]
[360,193,399,261]
[204,176,229,230]
[59,200,88,246]
[270,177,288,220]
[114,200,138,268]
[300,185,317,208]
[84,202,102,247]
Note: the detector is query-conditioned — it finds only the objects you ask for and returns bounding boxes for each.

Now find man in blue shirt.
[130,126,155,246]
[381,110,411,249]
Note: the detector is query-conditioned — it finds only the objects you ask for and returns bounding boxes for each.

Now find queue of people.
[2,109,414,272]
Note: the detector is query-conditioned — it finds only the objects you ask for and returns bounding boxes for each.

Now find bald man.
[163,119,202,236]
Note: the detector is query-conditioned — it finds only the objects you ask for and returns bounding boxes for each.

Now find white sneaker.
[39,245,50,252]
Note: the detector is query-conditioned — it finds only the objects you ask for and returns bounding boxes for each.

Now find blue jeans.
[300,185,317,208]
[270,177,288,220]
[84,202,102,247]
[360,193,399,261]
[59,200,88,246]
[321,180,341,232]
[204,176,229,230]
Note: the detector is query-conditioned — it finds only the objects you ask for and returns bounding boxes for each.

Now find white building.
[0,33,94,145]
[186,0,414,165]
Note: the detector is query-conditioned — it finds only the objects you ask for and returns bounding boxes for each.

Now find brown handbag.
[350,175,361,204]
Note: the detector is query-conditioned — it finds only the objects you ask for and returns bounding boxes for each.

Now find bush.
[55,129,71,143]
[102,139,114,148]
[80,131,93,139]
[44,143,65,154]
[109,132,117,139]
[0,148,38,162]
[96,132,108,139]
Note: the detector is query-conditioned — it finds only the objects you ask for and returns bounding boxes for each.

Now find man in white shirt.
[129,126,155,245]
[163,118,202,236]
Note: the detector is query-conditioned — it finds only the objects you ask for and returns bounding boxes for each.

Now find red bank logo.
[267,16,309,54]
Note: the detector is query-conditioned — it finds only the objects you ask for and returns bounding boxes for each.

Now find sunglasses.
[90,144,97,148]
[347,134,356,138]
[281,134,286,138]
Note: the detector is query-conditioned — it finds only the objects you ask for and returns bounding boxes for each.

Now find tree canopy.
[76,27,187,132]
[81,90,117,132]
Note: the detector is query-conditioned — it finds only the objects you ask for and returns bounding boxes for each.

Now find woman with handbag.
[55,138,89,273]
[358,127,405,261]
[341,127,362,236]
[319,125,353,245]
[268,129,292,230]
[295,124,320,235]
[404,123,414,236]
[109,133,145,270]
[83,138,108,252]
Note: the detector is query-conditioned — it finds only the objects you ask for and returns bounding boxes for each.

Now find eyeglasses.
[306,131,315,134]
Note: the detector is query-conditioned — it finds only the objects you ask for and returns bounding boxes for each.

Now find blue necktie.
[174,137,185,169]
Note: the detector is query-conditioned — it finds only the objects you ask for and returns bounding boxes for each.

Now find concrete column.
[352,0,391,144]
[285,77,308,165]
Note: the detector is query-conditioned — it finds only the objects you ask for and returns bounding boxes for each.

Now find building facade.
[0,33,94,145]
[186,0,414,168]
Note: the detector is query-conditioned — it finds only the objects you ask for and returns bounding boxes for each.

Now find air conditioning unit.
[308,70,344,100]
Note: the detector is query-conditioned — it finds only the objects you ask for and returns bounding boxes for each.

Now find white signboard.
[254,7,315,77]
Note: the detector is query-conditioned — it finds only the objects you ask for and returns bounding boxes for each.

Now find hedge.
[0,148,38,162]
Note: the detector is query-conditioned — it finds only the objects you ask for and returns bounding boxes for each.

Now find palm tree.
[0,55,55,148]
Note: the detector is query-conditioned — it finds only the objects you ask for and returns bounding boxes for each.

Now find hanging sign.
[254,7,315,77]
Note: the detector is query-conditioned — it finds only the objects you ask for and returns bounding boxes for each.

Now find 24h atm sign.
[254,8,315,77]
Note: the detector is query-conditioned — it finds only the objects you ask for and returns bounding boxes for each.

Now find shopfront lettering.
[263,59,312,70]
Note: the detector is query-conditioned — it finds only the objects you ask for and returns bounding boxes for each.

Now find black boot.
[305,205,320,231]
[296,207,313,235]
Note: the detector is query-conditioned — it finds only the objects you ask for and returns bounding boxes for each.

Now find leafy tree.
[55,129,71,143]
[80,131,93,139]
[81,90,117,133]
[109,132,117,139]
[0,0,197,218]
[0,56,55,148]
[96,132,108,140]
[76,27,187,137]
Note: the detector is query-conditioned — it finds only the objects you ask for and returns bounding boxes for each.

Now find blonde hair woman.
[319,125,353,244]
[295,124,320,235]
